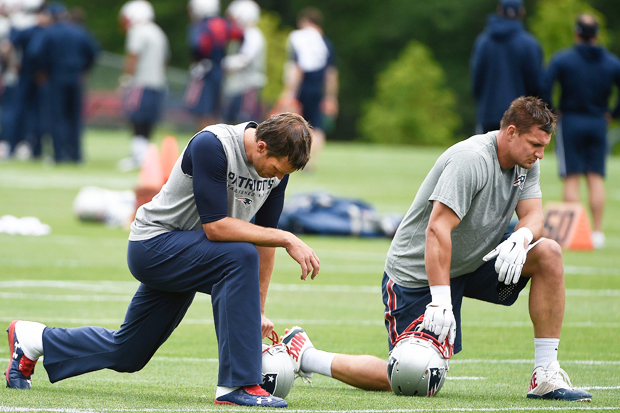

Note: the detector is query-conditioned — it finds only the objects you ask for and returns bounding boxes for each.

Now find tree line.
[64,0,620,143]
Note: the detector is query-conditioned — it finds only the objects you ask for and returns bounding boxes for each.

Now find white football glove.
[482,227,533,285]
[422,286,456,346]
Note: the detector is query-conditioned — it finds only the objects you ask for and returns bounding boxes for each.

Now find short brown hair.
[298,7,323,27]
[255,112,313,170]
[500,96,557,135]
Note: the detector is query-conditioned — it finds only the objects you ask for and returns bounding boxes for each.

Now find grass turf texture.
[1,128,619,412]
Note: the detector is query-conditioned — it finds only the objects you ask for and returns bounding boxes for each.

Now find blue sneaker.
[214,385,288,407]
[527,361,592,402]
[6,320,38,389]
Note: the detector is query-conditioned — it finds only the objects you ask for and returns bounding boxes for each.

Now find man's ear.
[256,140,267,153]
[506,125,518,141]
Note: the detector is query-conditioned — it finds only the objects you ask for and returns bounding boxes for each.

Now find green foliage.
[529,0,609,62]
[58,0,620,141]
[359,41,460,146]
[257,12,292,106]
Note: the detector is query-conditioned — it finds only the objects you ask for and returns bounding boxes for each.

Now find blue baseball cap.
[47,2,68,16]
[499,0,523,18]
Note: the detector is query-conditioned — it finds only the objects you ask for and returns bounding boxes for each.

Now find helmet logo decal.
[262,372,278,394]
[427,367,447,397]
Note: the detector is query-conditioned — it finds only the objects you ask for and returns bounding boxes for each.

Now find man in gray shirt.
[383,96,590,401]
[6,113,318,408]
[283,97,592,402]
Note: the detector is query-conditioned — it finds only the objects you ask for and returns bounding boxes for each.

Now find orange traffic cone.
[542,202,593,250]
[135,144,165,212]
[138,144,165,189]
[160,136,179,183]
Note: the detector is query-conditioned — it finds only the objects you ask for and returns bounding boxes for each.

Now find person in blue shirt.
[541,14,620,249]
[0,3,19,160]
[29,2,98,162]
[184,0,244,130]
[470,0,543,134]
[8,0,51,160]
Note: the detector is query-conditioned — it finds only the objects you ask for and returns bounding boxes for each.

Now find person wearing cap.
[470,0,543,134]
[28,1,99,162]
[221,0,266,124]
[541,14,620,249]
[184,0,244,130]
[116,0,170,171]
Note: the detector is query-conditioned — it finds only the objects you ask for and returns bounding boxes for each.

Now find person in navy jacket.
[470,0,543,134]
[8,0,51,160]
[30,2,98,162]
[541,14,620,249]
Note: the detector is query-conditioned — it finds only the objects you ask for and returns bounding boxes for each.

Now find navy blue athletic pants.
[42,230,263,387]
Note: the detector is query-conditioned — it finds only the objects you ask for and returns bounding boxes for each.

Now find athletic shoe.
[592,231,605,250]
[14,142,32,161]
[527,361,592,401]
[0,141,10,160]
[214,385,287,407]
[5,320,37,389]
[117,156,141,172]
[281,326,314,381]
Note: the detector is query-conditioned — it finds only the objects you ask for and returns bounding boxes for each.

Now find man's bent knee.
[523,238,563,277]
[226,242,259,269]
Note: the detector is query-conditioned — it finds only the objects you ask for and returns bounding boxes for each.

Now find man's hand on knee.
[483,227,533,285]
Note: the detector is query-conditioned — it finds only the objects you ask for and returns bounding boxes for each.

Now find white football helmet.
[119,0,154,26]
[261,342,295,398]
[20,0,44,13]
[226,0,260,27]
[387,315,453,397]
[188,0,220,20]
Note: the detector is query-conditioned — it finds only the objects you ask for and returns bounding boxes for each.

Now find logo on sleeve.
[236,197,253,206]
[513,174,526,189]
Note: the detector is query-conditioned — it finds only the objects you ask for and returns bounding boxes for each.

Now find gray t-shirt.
[385,131,542,288]
[129,122,282,241]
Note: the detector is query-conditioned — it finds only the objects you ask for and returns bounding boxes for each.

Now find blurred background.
[59,0,620,146]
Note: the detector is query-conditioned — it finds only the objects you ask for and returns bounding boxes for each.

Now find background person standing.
[278,7,338,171]
[470,0,542,134]
[184,0,243,130]
[541,14,620,249]
[30,2,99,163]
[222,0,266,124]
[117,0,170,172]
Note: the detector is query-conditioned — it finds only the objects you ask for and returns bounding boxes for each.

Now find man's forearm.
[425,226,452,286]
[256,246,276,314]
[515,199,545,241]
[203,217,293,248]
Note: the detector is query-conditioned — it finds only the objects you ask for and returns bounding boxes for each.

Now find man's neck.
[495,129,515,169]
[244,128,257,164]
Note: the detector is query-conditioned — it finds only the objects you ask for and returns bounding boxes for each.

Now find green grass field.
[1,129,619,412]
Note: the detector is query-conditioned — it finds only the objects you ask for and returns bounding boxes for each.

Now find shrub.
[359,40,460,146]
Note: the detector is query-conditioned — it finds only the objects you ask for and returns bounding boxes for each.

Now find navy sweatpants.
[42,230,263,387]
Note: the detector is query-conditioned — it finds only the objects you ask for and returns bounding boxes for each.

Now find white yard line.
[1,406,619,412]
[2,280,620,296]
